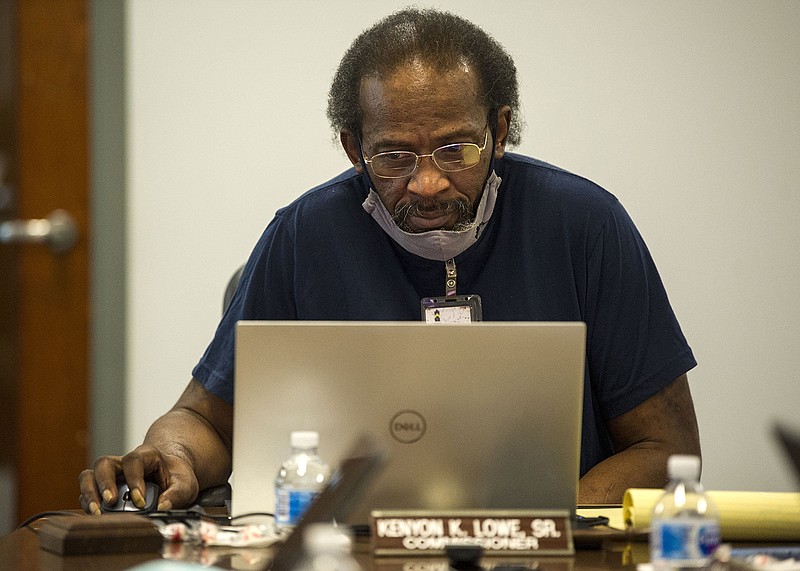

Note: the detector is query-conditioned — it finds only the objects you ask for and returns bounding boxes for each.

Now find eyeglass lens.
[370,143,482,178]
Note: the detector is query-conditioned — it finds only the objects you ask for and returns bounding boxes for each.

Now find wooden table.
[0,514,654,571]
[0,514,774,571]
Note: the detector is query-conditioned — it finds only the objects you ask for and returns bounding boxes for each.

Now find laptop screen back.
[232,321,585,523]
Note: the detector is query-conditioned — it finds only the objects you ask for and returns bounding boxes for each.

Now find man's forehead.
[358,61,479,102]
[356,62,487,140]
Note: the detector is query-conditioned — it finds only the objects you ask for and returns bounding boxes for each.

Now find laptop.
[231,321,586,524]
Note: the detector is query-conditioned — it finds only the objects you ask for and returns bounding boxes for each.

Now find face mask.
[362,171,502,261]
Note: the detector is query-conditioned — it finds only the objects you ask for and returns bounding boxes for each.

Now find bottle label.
[652,518,721,562]
[275,489,319,527]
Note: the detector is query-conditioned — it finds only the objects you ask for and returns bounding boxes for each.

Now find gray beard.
[391,199,475,233]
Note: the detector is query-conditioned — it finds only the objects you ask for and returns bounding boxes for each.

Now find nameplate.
[370,510,573,556]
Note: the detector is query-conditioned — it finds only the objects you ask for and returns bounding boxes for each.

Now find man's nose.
[407,156,449,197]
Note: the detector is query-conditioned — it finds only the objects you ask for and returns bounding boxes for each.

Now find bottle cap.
[667,454,701,480]
[290,430,320,449]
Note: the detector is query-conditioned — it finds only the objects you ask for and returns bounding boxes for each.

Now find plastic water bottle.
[296,524,360,571]
[274,431,331,534]
[650,454,721,570]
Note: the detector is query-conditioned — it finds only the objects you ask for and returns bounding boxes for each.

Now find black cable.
[573,514,610,529]
[16,510,80,530]
[16,508,274,531]
[145,509,274,527]
[229,512,275,523]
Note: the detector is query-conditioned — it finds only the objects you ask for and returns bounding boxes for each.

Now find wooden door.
[0,0,91,526]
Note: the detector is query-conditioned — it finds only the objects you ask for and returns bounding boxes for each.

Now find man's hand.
[79,378,233,515]
[79,444,199,515]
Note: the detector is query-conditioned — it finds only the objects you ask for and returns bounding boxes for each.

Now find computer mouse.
[100,481,161,513]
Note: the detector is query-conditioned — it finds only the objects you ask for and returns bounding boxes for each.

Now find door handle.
[0,209,78,254]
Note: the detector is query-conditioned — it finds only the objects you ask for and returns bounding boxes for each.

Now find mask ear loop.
[484,119,500,185]
[355,132,380,191]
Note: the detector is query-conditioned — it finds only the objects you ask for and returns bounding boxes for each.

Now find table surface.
[0,512,658,571]
[4,513,773,571]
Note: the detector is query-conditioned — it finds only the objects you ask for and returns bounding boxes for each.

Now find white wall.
[126,0,800,492]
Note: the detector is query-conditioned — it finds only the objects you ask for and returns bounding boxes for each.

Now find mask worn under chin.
[362,171,501,261]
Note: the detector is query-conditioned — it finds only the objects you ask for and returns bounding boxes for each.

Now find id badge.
[421,295,483,323]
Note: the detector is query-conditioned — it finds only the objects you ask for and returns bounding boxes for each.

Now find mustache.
[392,198,474,232]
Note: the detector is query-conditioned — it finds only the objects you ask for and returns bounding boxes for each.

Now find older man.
[80,8,699,514]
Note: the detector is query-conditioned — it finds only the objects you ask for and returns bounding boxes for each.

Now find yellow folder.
[623,488,800,541]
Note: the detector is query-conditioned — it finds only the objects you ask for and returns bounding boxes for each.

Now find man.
[80,8,699,514]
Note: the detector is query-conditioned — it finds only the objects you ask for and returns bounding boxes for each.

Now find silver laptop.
[231,321,585,523]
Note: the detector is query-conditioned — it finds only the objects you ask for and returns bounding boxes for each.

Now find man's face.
[342,60,509,233]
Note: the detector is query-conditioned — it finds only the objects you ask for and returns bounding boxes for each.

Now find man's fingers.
[91,456,123,505]
[78,493,97,515]
[155,471,197,512]
[120,445,170,508]
[78,468,105,515]
[156,496,173,512]
[81,446,199,514]
[120,452,147,507]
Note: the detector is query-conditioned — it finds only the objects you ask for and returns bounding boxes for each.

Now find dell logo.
[389,410,427,444]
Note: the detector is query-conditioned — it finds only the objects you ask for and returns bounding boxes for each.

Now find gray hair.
[327,8,522,146]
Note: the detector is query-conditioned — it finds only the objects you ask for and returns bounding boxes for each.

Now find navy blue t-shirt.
[192,153,696,476]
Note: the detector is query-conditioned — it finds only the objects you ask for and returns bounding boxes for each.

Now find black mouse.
[100,481,161,514]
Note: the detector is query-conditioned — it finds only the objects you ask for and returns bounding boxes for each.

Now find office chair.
[775,422,800,489]
[194,264,245,508]
[222,265,245,314]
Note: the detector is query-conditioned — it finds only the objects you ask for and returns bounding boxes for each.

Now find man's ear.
[494,106,512,160]
[340,130,364,174]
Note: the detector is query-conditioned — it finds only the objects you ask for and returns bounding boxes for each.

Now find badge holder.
[420,258,483,323]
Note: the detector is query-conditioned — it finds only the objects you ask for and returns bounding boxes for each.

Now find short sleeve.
[584,199,696,420]
[191,214,297,403]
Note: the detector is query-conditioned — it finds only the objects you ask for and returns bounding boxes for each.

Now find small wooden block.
[38,514,163,555]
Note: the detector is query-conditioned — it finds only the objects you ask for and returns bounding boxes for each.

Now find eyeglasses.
[363,130,490,179]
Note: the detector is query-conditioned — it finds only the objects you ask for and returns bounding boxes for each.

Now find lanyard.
[445,258,457,299]
[420,258,483,322]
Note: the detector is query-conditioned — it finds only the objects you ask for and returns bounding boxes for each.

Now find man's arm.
[79,378,232,514]
[577,374,700,504]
